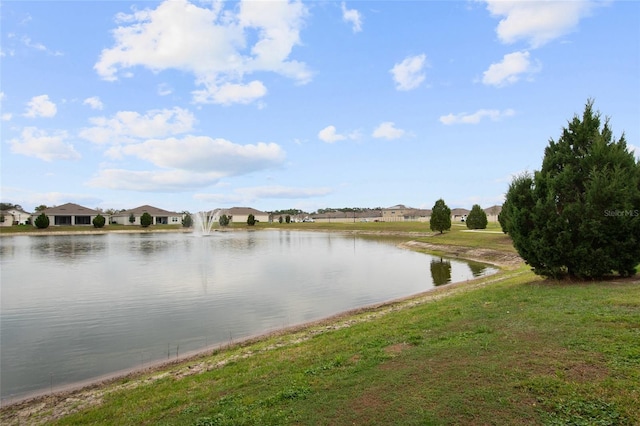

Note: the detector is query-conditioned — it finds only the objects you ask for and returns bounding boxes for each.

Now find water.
[0,230,496,402]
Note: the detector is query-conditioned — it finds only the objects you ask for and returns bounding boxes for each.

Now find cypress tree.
[504,100,640,279]
[430,199,451,234]
[466,204,488,229]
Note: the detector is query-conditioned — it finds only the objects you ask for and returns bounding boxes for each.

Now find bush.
[466,204,488,229]
[93,214,106,228]
[182,213,193,228]
[34,212,49,229]
[285,215,291,224]
[129,213,135,224]
[503,100,640,279]
[247,214,256,226]
[430,199,451,233]
[219,214,229,227]
[140,212,153,227]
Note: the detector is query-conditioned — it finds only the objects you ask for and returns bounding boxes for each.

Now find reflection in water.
[30,236,106,262]
[430,257,452,286]
[468,261,488,277]
[1,231,497,402]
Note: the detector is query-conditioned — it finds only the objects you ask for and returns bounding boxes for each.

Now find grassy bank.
[2,225,639,425]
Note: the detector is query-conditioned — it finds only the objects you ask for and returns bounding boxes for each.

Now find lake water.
[0,230,496,402]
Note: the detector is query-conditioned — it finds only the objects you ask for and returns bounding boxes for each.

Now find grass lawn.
[1,223,638,425]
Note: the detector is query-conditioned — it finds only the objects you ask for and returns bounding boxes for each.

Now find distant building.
[0,207,32,226]
[33,203,102,226]
[219,207,270,224]
[450,208,470,222]
[381,204,431,222]
[110,205,183,225]
[484,205,502,222]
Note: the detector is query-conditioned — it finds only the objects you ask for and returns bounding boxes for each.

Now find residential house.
[450,208,470,222]
[311,210,383,223]
[33,203,102,226]
[484,205,502,222]
[0,206,32,226]
[219,207,270,224]
[111,205,183,225]
[381,205,431,222]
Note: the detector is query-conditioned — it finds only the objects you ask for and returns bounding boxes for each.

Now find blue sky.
[1,0,638,214]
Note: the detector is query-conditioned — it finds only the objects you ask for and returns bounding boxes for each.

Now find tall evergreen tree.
[466,204,488,229]
[430,199,451,234]
[504,100,640,279]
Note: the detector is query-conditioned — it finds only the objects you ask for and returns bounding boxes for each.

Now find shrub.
[247,214,256,226]
[34,212,50,229]
[93,214,106,228]
[219,214,229,227]
[129,213,135,224]
[182,213,193,228]
[140,212,153,227]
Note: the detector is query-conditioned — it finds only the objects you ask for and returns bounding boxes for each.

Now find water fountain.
[193,211,217,236]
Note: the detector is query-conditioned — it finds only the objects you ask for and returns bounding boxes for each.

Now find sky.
[1,0,639,214]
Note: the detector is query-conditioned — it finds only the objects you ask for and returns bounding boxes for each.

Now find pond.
[0,230,496,403]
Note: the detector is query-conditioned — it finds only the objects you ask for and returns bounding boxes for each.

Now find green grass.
[2,224,638,425]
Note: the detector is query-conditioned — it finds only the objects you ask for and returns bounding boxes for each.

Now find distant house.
[0,207,32,226]
[311,210,383,223]
[111,205,183,226]
[220,207,270,224]
[450,208,470,222]
[33,203,102,226]
[484,205,502,222]
[381,204,431,222]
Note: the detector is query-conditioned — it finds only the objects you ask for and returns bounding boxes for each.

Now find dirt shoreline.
[0,235,522,425]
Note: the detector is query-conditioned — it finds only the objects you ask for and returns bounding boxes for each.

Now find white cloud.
[95,0,310,105]
[482,50,540,87]
[318,126,358,143]
[439,108,515,125]
[83,96,104,110]
[483,0,596,48]
[120,136,286,175]
[88,169,224,192]
[21,35,63,56]
[629,144,640,160]
[192,80,267,105]
[341,2,362,33]
[79,107,196,144]
[24,94,57,118]
[9,127,80,161]
[372,122,405,140]
[390,54,427,91]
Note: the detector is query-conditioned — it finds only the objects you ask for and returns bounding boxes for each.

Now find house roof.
[384,204,409,210]
[450,208,470,216]
[484,205,502,214]
[1,207,31,214]
[114,205,181,216]
[224,207,268,216]
[41,203,101,215]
